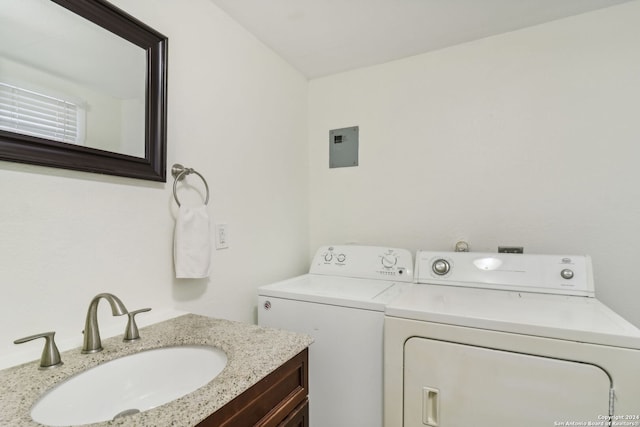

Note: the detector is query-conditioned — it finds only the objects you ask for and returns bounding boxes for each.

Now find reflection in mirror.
[0,0,167,181]
[0,0,146,157]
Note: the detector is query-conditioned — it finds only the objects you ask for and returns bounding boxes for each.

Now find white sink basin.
[31,345,227,426]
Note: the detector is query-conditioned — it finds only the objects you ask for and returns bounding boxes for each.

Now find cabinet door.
[279,400,308,427]
[404,337,611,427]
[198,349,308,427]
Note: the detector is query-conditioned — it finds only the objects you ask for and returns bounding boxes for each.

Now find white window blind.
[0,82,85,145]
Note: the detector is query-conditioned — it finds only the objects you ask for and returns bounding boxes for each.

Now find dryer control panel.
[415,251,594,297]
[310,245,414,282]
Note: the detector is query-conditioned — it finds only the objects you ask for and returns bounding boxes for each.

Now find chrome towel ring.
[171,163,210,207]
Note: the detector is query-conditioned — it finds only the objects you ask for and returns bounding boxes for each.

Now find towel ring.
[172,163,210,207]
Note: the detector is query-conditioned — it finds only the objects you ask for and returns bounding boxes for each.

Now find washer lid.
[258,274,409,311]
[385,284,640,349]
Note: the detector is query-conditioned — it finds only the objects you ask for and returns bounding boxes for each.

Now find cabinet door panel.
[280,400,308,427]
[198,349,308,427]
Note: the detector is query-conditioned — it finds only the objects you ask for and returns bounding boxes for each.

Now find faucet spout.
[82,293,128,354]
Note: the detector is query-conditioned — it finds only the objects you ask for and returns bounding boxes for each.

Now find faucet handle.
[14,331,63,369]
[123,308,151,341]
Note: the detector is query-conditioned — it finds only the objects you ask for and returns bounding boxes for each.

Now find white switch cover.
[215,223,229,249]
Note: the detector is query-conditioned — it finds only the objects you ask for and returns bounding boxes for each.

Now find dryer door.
[404,337,611,427]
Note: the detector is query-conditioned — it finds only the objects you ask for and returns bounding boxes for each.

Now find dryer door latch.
[422,387,440,427]
[609,388,615,417]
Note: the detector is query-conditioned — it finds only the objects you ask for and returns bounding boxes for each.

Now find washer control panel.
[415,250,594,297]
[310,245,413,282]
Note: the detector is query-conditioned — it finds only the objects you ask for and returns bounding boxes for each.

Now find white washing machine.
[384,250,640,427]
[258,245,414,427]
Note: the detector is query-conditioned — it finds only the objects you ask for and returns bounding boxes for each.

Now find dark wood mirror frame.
[0,0,168,182]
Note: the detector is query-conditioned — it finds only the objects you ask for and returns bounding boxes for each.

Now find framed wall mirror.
[0,0,168,181]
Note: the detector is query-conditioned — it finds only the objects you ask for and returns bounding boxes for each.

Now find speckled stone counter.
[0,314,313,427]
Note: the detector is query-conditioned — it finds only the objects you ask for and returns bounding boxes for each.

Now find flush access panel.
[329,126,358,168]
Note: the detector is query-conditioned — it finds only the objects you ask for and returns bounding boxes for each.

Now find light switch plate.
[215,223,229,249]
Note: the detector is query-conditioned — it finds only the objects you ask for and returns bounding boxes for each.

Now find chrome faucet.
[82,293,128,354]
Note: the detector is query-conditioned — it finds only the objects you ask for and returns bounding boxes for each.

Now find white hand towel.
[174,205,211,278]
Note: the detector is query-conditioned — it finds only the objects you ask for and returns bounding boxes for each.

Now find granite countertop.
[0,314,313,427]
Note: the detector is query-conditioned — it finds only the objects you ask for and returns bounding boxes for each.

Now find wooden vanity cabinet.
[197,348,309,427]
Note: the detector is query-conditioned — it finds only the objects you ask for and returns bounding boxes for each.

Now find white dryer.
[384,250,640,427]
[258,245,413,427]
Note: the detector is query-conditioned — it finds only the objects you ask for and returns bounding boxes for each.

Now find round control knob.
[432,259,450,276]
[560,269,574,280]
[382,254,397,268]
[337,254,346,263]
[324,252,333,262]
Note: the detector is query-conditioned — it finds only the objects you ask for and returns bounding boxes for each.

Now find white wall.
[308,2,640,327]
[0,0,309,369]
